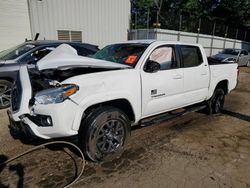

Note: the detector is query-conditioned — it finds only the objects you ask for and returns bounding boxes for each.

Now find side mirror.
[240,53,244,57]
[145,60,161,73]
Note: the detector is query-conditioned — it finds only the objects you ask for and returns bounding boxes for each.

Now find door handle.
[173,75,183,79]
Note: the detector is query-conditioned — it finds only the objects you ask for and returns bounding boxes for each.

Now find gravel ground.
[0,67,250,188]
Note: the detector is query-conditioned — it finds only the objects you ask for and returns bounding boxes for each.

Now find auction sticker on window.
[125,55,138,64]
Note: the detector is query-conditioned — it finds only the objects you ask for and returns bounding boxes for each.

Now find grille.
[11,75,22,112]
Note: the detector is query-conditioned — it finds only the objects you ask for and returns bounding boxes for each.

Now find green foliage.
[213,0,250,28]
[131,0,250,30]
[136,0,154,8]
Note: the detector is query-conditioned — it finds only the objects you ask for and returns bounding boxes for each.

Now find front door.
[141,45,184,118]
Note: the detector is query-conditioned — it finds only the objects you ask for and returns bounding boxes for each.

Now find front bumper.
[7,110,36,139]
[9,100,80,139]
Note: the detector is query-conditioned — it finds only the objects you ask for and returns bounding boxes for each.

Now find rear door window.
[71,45,95,56]
[179,45,203,68]
[20,46,56,64]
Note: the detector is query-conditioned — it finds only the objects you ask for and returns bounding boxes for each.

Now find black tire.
[78,106,131,162]
[0,80,12,109]
[247,60,250,67]
[207,88,225,114]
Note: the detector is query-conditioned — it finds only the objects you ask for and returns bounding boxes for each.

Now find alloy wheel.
[214,94,224,113]
[96,119,125,154]
[0,83,11,108]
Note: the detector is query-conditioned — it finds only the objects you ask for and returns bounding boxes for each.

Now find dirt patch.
[0,67,250,188]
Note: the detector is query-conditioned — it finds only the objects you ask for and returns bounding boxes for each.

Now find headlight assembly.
[35,84,79,105]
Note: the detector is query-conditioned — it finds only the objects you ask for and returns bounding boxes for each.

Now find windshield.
[0,43,36,60]
[92,43,149,67]
[221,49,240,56]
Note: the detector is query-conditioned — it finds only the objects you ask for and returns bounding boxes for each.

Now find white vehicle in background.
[211,48,250,66]
[8,41,238,161]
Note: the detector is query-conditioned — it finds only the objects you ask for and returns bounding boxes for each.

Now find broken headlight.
[35,84,79,104]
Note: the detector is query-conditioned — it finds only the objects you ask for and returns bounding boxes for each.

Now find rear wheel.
[78,106,131,162]
[207,88,225,114]
[247,60,250,67]
[0,80,12,109]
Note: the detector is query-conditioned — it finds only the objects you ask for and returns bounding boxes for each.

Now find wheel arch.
[0,77,14,83]
[215,80,229,95]
[83,98,136,122]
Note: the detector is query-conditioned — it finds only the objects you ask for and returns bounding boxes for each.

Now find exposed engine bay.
[29,67,120,94]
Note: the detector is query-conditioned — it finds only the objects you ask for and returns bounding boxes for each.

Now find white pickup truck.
[8,40,238,161]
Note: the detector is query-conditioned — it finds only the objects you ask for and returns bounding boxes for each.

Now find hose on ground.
[0,141,85,188]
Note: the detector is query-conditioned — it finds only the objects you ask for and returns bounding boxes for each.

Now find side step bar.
[139,104,207,128]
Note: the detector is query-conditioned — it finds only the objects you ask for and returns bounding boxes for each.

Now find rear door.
[141,45,184,117]
[177,45,209,105]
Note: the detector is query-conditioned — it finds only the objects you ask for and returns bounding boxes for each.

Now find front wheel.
[0,80,12,109]
[78,106,131,162]
[207,88,225,114]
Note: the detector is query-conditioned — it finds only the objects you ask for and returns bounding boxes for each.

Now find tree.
[131,0,250,30]
[131,0,155,29]
[212,0,250,28]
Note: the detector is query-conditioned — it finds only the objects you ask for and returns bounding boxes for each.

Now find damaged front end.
[8,44,130,139]
[9,64,126,139]
[8,66,82,139]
